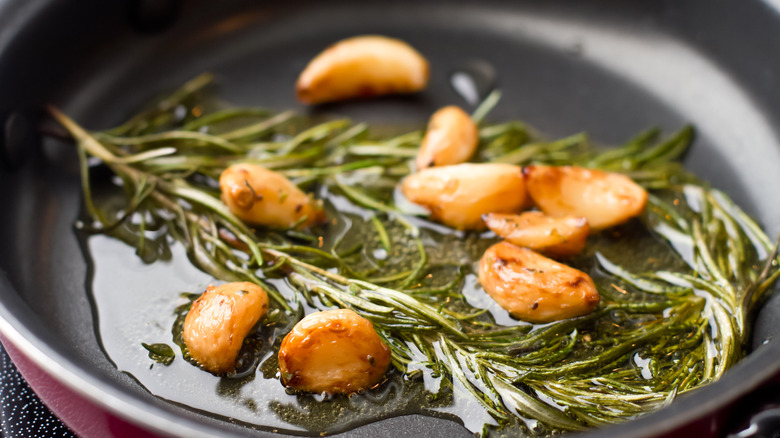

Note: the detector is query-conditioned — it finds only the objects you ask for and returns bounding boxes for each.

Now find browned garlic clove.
[183,282,269,374]
[416,105,478,170]
[296,35,429,104]
[220,163,325,229]
[401,163,526,230]
[478,242,600,323]
[278,309,391,394]
[483,211,590,258]
[524,165,647,230]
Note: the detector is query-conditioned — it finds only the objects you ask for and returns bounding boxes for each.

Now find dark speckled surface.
[0,344,75,438]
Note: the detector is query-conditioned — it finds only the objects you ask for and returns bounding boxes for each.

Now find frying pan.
[1,0,780,436]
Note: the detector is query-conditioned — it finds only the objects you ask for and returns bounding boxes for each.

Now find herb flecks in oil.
[142,342,175,366]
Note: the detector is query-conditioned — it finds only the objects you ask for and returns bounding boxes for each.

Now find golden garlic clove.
[478,242,600,323]
[278,309,391,394]
[483,212,590,258]
[524,165,648,230]
[401,163,527,230]
[296,35,429,104]
[220,163,325,229]
[183,282,269,374]
[416,105,478,170]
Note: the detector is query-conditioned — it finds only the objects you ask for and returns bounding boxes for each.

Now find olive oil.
[56,74,778,436]
[86,184,716,436]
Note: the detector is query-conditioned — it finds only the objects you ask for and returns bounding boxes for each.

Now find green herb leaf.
[142,342,175,366]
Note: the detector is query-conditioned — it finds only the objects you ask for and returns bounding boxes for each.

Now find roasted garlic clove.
[183,282,270,374]
[524,165,648,230]
[478,242,600,323]
[220,163,325,229]
[296,35,430,104]
[278,309,391,394]
[401,163,526,230]
[483,212,589,258]
[416,105,478,170]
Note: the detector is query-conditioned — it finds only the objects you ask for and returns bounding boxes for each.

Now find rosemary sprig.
[49,74,780,436]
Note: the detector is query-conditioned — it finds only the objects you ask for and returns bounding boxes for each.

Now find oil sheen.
[84,170,696,437]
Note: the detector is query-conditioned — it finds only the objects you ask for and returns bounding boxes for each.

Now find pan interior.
[1,0,780,437]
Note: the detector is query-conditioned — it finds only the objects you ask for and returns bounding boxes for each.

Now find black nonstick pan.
[2,0,780,436]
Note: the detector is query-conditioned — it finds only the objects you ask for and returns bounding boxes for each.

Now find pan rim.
[1,0,780,436]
